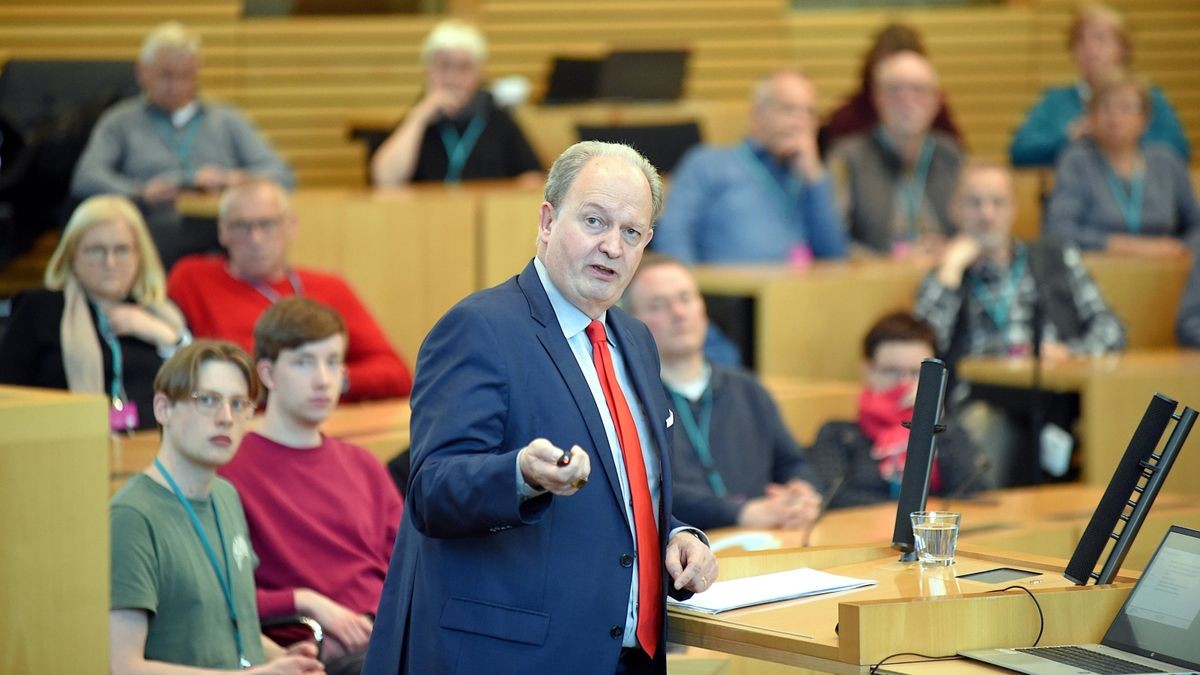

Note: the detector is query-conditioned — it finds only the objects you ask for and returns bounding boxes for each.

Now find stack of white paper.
[668,567,877,614]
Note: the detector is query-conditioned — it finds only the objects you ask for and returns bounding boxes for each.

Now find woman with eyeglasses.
[1044,73,1200,258]
[0,195,190,431]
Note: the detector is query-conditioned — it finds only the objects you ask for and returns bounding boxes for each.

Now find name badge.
[109,399,139,432]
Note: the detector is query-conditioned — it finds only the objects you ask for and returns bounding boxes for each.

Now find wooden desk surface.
[110,398,410,493]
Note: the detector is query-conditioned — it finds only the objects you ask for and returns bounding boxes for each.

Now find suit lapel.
[518,263,630,520]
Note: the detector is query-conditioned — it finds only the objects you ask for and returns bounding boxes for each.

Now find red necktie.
[585,319,661,658]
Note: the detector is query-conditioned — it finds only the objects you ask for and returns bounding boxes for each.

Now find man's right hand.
[936,235,982,289]
[413,87,465,123]
[140,175,181,205]
[518,438,591,496]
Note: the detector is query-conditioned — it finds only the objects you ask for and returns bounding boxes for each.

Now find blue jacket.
[1009,83,1190,167]
[653,140,847,263]
[363,261,690,674]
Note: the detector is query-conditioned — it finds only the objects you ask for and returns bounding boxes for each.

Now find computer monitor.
[891,358,949,561]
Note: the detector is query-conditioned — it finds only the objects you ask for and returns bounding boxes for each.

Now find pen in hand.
[558,447,572,467]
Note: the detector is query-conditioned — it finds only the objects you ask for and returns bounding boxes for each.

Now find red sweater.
[219,432,403,618]
[167,255,412,400]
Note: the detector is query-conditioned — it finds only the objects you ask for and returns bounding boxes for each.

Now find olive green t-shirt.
[110,473,265,667]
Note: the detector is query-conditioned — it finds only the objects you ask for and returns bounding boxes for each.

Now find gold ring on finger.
[571,477,588,489]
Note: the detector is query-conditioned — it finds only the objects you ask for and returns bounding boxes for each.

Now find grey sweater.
[1044,139,1200,251]
[71,97,295,198]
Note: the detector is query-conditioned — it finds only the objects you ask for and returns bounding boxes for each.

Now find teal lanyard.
[970,249,1028,331]
[877,129,935,241]
[738,143,805,234]
[92,303,125,407]
[438,114,487,184]
[149,107,205,183]
[667,386,727,498]
[245,269,304,304]
[1102,159,1145,234]
[153,458,250,669]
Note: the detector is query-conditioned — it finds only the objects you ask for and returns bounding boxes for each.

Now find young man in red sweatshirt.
[220,297,403,675]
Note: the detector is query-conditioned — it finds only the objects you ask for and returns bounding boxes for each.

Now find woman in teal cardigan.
[1009,3,1189,167]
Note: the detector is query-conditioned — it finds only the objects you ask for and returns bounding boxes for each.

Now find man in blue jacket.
[364,141,718,675]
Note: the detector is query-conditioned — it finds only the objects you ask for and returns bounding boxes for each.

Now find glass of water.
[910,511,961,566]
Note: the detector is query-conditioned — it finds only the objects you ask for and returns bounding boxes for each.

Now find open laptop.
[960,525,1200,674]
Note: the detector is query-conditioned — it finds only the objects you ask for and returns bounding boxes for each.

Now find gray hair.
[420,19,487,64]
[140,21,202,64]
[750,69,810,110]
[543,141,664,223]
[218,177,291,225]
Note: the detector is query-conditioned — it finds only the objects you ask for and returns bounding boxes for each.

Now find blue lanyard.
[667,386,727,498]
[149,107,205,183]
[738,142,806,232]
[92,303,125,406]
[970,249,1028,330]
[153,458,250,669]
[243,269,304,304]
[876,129,935,241]
[438,114,487,184]
[1102,159,1145,234]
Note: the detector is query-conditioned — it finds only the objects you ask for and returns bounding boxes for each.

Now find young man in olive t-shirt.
[108,340,324,673]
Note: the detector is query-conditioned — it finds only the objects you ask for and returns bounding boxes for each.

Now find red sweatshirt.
[167,255,412,400]
[219,432,403,618]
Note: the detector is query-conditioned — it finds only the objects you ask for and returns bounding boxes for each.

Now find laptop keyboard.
[1015,646,1166,674]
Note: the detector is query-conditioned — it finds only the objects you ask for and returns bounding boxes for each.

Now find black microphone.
[1029,281,1046,485]
[942,452,993,509]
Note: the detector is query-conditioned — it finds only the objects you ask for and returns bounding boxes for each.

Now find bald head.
[749,70,819,160]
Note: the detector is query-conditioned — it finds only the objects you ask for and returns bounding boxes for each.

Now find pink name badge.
[891,240,913,258]
[109,399,140,432]
[788,244,814,269]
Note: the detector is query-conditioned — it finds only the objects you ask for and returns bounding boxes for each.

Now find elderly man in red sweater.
[167,178,412,400]
[220,297,403,675]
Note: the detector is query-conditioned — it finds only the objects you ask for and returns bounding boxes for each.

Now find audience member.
[915,160,1124,485]
[364,142,716,674]
[1010,3,1189,167]
[807,312,989,509]
[109,340,323,673]
[0,195,189,431]
[1175,249,1200,349]
[1045,73,1200,257]
[819,22,963,154]
[828,50,962,256]
[221,298,401,675]
[371,19,542,186]
[625,256,821,530]
[653,70,847,264]
[71,21,294,268]
[168,178,412,401]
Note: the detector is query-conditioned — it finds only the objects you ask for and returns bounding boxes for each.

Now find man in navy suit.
[363,141,718,675]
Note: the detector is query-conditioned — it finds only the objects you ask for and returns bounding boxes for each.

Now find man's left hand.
[665,531,718,593]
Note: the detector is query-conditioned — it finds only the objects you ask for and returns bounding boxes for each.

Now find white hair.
[420,19,487,64]
[139,21,202,64]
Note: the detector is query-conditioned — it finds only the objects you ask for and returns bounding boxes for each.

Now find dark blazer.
[363,261,689,674]
[0,289,161,429]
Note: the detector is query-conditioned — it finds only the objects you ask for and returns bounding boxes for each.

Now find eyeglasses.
[871,365,923,383]
[79,243,136,263]
[224,216,283,237]
[188,391,256,419]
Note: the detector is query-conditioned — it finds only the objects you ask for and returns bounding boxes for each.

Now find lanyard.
[1103,159,1145,234]
[149,107,205,183]
[153,459,250,669]
[738,142,806,231]
[667,386,727,498]
[241,269,304,304]
[439,114,487,184]
[92,303,126,407]
[877,129,935,241]
[970,249,1028,331]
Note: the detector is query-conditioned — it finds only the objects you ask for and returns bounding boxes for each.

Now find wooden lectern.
[0,385,109,673]
[668,544,1136,674]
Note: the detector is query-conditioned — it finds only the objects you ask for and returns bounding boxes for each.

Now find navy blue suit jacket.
[363,261,690,674]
